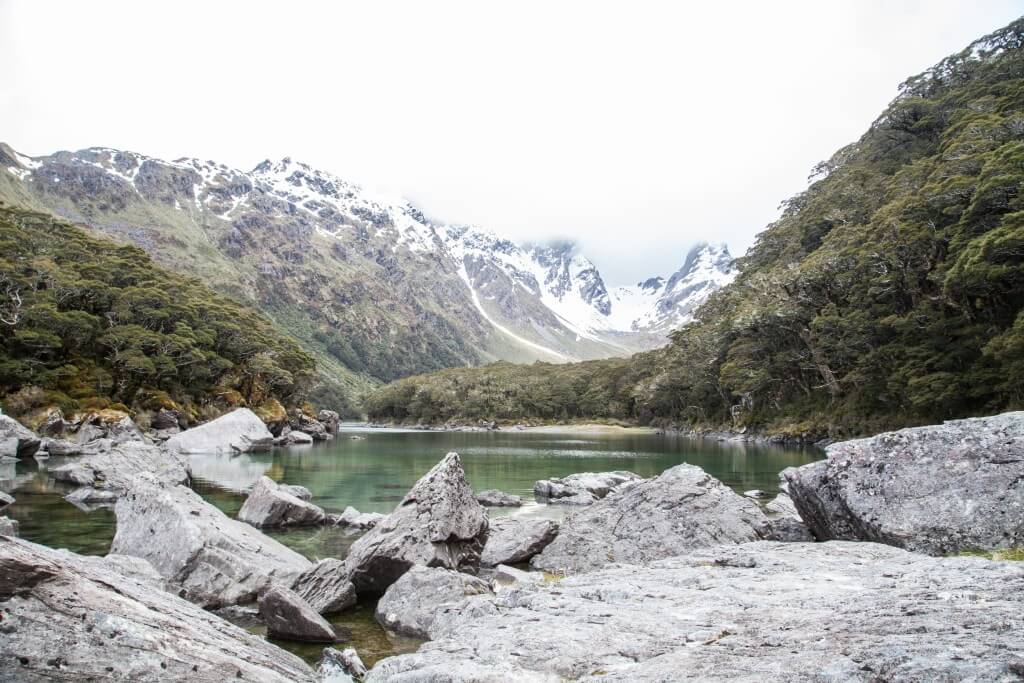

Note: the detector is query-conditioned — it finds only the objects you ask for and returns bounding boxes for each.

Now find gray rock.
[0,536,316,682]
[238,476,326,527]
[165,408,274,454]
[321,647,367,681]
[285,430,314,445]
[292,558,358,615]
[37,408,73,438]
[476,489,522,507]
[743,489,766,498]
[366,541,1024,682]
[280,483,313,500]
[64,486,119,509]
[150,408,182,430]
[0,414,40,458]
[491,563,543,586]
[345,452,489,596]
[110,476,312,608]
[481,517,559,567]
[533,471,641,505]
[49,462,95,486]
[785,411,1024,555]
[41,437,82,456]
[0,490,13,510]
[766,517,815,542]
[106,415,146,443]
[71,421,106,445]
[0,515,18,536]
[764,489,799,518]
[375,565,492,638]
[48,441,189,492]
[532,464,769,574]
[318,410,341,436]
[330,505,384,529]
[259,584,339,643]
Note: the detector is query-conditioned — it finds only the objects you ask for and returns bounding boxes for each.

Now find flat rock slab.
[481,517,559,567]
[375,565,492,638]
[0,537,316,682]
[110,476,312,608]
[367,541,1024,682]
[476,489,522,507]
[166,408,274,454]
[532,464,769,573]
[238,476,326,527]
[345,452,489,596]
[291,558,358,615]
[533,471,641,505]
[785,411,1024,555]
[259,584,339,643]
[50,440,190,493]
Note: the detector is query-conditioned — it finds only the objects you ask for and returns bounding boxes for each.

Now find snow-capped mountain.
[0,143,735,376]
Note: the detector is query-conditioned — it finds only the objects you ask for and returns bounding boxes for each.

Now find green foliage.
[0,205,315,417]
[368,18,1024,437]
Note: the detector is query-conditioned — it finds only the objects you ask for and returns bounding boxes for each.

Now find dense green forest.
[0,204,315,426]
[367,19,1024,439]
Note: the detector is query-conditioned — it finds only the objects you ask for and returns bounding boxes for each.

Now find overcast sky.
[2,1,1020,284]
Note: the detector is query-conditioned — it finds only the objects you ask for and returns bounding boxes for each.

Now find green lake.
[1,425,820,666]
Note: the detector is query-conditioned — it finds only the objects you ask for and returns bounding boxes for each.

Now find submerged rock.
[0,415,40,458]
[320,647,368,681]
[291,558,358,615]
[344,452,489,596]
[533,471,641,505]
[110,476,311,607]
[0,536,316,682]
[238,476,326,527]
[329,506,384,529]
[258,584,339,643]
[366,541,1024,682]
[166,408,274,454]
[481,517,559,567]
[375,565,492,639]
[476,489,522,507]
[532,464,768,573]
[785,411,1024,555]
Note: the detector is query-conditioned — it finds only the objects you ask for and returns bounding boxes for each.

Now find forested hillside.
[367,18,1024,439]
[0,204,315,425]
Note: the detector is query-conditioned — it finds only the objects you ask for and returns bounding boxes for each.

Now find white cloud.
[1,0,1019,284]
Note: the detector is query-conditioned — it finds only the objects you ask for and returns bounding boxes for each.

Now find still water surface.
[2,425,819,665]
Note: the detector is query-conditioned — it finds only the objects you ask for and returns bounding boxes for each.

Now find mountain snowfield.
[0,143,734,367]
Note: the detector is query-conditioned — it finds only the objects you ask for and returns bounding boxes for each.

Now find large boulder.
[532,464,769,573]
[238,476,326,527]
[481,517,559,567]
[291,558,357,615]
[49,440,189,493]
[165,408,274,454]
[476,489,522,507]
[533,471,641,505]
[0,536,316,682]
[784,411,1024,555]
[366,542,1024,682]
[258,585,339,643]
[0,414,40,458]
[317,409,340,435]
[110,476,311,607]
[375,565,492,638]
[344,452,489,596]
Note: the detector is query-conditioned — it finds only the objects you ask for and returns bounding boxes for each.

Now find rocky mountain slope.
[0,146,732,405]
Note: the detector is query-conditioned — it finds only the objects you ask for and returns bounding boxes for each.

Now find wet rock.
[481,517,559,567]
[532,464,769,573]
[291,559,357,615]
[533,471,641,505]
[785,411,1024,555]
[0,536,317,681]
[0,491,13,510]
[0,415,40,458]
[329,506,384,529]
[110,476,311,608]
[366,542,1024,682]
[476,489,522,507]
[345,452,489,596]
[238,476,326,527]
[166,407,274,454]
[258,584,339,643]
[375,566,492,638]
[0,515,18,536]
[321,647,368,680]
[744,489,766,498]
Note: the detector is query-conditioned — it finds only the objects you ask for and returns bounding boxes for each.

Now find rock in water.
[50,440,189,493]
[291,559,358,615]
[366,542,1024,682]
[0,414,40,458]
[533,471,641,505]
[238,476,326,527]
[320,647,368,680]
[476,489,522,507]
[165,408,274,454]
[258,585,339,643]
[0,516,18,536]
[785,411,1024,555]
[0,491,13,510]
[375,566,492,638]
[532,464,768,573]
[481,518,559,567]
[280,483,313,500]
[344,452,489,596]
[329,505,385,529]
[0,536,316,682]
[110,476,311,607]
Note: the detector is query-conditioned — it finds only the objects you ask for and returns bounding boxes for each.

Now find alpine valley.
[0,146,733,413]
